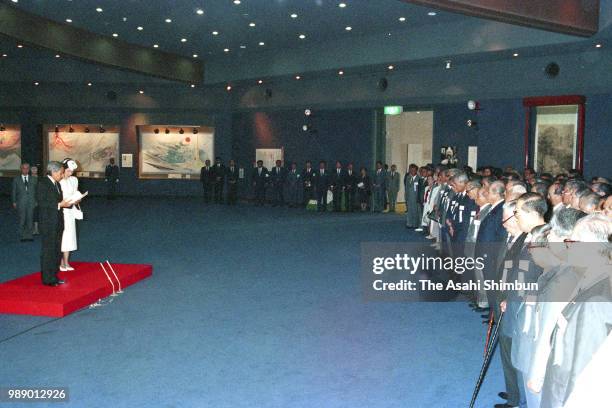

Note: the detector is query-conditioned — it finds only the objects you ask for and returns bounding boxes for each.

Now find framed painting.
[44,124,120,178]
[138,125,214,180]
[0,124,22,177]
[523,95,585,174]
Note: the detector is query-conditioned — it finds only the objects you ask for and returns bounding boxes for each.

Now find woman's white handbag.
[73,205,84,220]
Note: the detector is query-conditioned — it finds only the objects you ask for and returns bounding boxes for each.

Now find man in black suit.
[315,160,330,212]
[200,159,213,203]
[330,161,344,212]
[269,159,286,206]
[38,161,72,286]
[211,157,225,204]
[344,162,357,212]
[226,159,239,205]
[252,160,268,206]
[302,160,316,206]
[104,157,120,200]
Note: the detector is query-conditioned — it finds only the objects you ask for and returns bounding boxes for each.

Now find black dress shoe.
[474,307,490,312]
[498,392,508,400]
[56,280,66,285]
[43,282,59,287]
[494,404,516,408]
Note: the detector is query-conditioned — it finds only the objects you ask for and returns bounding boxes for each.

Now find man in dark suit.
[252,160,268,206]
[38,161,72,286]
[12,162,37,241]
[286,162,301,208]
[302,161,316,206]
[211,157,225,204]
[344,162,357,212]
[269,159,286,206]
[372,161,386,212]
[315,160,330,212]
[330,161,344,212]
[226,159,239,205]
[200,159,213,203]
[104,157,120,200]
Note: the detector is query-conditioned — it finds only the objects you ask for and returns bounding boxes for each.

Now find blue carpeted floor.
[0,198,504,408]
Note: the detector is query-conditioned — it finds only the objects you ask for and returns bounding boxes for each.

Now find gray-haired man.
[12,162,37,241]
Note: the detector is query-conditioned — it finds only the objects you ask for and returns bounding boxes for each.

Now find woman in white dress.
[60,158,82,271]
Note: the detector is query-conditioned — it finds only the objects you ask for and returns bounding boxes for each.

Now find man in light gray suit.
[385,164,400,213]
[12,162,37,241]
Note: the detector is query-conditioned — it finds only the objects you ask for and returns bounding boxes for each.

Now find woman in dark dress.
[357,167,371,211]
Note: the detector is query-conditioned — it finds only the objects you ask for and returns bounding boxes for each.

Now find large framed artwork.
[523,96,585,174]
[255,148,283,170]
[138,125,214,179]
[0,124,22,177]
[45,124,120,178]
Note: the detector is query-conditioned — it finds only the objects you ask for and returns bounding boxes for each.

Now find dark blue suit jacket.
[476,201,506,243]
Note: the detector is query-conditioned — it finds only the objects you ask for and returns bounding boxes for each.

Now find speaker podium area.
[0,262,152,318]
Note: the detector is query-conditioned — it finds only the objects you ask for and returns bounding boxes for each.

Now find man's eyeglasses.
[527,243,548,250]
[502,214,515,224]
[563,239,577,249]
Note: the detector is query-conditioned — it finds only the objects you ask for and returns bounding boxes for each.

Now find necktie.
[55,181,61,195]
[23,176,28,190]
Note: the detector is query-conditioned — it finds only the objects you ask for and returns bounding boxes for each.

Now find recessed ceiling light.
[66,19,73,23]
[339,2,347,8]
[11,0,18,3]
[212,31,219,35]
[87,82,92,86]
[399,17,406,22]
[153,44,159,48]
[165,18,172,23]
[428,11,437,16]
[513,52,519,57]
[240,45,246,49]
[190,84,196,88]
[299,34,306,39]
[122,17,127,22]
[388,65,394,70]
[345,26,352,31]
[1,54,7,57]
[338,70,344,75]
[139,90,144,94]
[259,41,265,46]
[193,54,198,58]
[137,26,143,30]
[96,7,103,13]
[224,48,230,52]
[258,80,263,84]
[249,22,256,27]
[17,44,23,48]
[226,85,232,91]
[196,9,204,15]
[112,33,119,37]
[233,0,241,4]
[55,54,60,58]
[181,38,187,42]
[290,13,298,19]
[34,82,39,86]
[595,43,602,48]
[295,75,301,80]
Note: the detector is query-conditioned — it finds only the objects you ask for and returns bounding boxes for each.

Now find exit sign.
[384,106,403,115]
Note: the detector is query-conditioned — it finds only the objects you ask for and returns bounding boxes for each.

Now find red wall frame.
[522,95,586,173]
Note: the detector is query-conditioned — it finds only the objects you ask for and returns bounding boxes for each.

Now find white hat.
[63,158,78,171]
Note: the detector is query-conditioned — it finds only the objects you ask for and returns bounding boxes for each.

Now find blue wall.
[432,94,612,179]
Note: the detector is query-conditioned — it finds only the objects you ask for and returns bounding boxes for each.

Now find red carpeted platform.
[0,262,152,318]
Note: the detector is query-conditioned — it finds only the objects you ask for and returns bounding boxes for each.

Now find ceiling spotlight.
[122,17,127,22]
[154,128,159,134]
[179,128,184,134]
[139,90,144,94]
[55,54,60,58]
[513,53,519,57]
[259,42,265,46]
[428,11,437,16]
[249,22,256,27]
[34,82,40,86]
[190,84,195,88]
[87,82,92,86]
[467,119,478,128]
[467,100,480,110]
[11,0,18,3]
[193,54,198,58]
[345,26,352,31]
[233,0,241,4]
[112,33,119,37]
[338,70,344,75]
[193,128,198,134]
[388,65,394,70]
[84,127,90,133]
[153,44,159,48]
[66,19,73,23]
[595,43,602,48]
[165,128,170,134]
[339,2,347,8]
[304,109,312,116]
[137,26,143,30]
[258,80,263,84]
[181,38,187,42]
[17,44,23,48]
[302,124,310,132]
[2,54,7,57]
[224,48,230,52]
[295,75,301,80]
[226,85,232,91]
[212,31,219,35]
[165,18,172,23]
[290,13,298,19]
[299,34,306,39]
[240,45,246,49]
[96,7,103,13]
[445,60,452,69]
[196,9,204,15]
[399,17,406,22]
